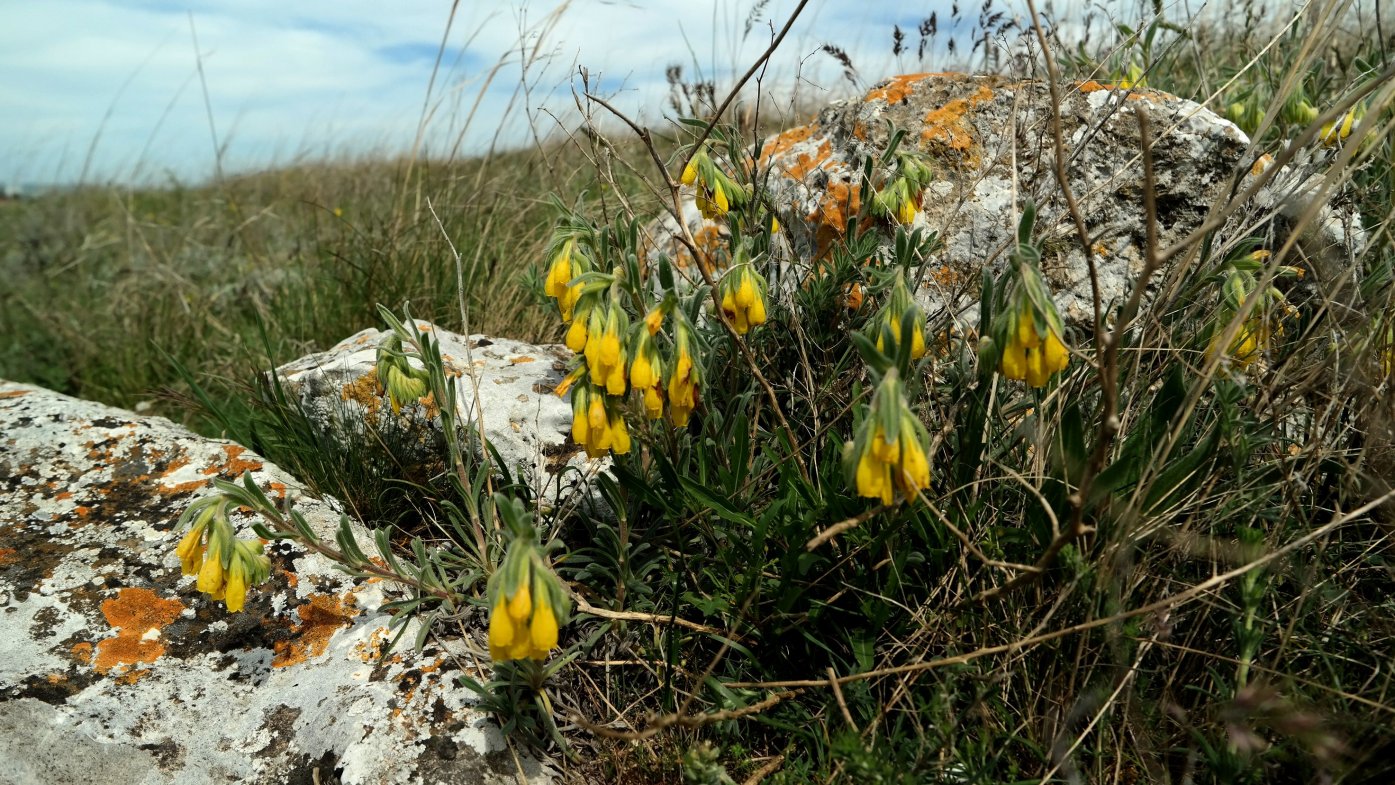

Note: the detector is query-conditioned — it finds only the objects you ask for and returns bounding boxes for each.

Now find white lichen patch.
[0,380,548,784]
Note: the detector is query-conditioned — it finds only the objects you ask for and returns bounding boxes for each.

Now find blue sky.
[2,0,1104,186]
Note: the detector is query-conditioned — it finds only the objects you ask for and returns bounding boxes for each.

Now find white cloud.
[2,0,1158,186]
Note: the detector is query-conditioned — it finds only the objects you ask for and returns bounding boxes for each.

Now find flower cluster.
[870,273,927,361]
[1205,252,1298,371]
[998,297,1070,387]
[487,512,569,662]
[543,239,588,322]
[870,153,934,225]
[718,263,768,335]
[544,162,775,455]
[375,334,430,414]
[1320,101,1367,147]
[845,370,931,505]
[994,255,1070,388]
[682,147,750,220]
[174,497,271,613]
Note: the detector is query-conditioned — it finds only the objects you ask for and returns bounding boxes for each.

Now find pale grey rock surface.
[649,73,1366,329]
[274,322,604,511]
[0,381,550,785]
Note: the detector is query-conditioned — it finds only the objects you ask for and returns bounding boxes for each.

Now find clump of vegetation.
[6,0,1395,782]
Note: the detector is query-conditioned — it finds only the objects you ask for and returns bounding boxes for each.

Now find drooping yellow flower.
[998,297,1069,387]
[582,306,628,395]
[629,331,660,390]
[224,558,248,613]
[681,157,698,186]
[1320,102,1366,147]
[543,240,582,321]
[668,325,700,427]
[643,385,664,420]
[872,274,927,360]
[569,384,629,458]
[847,371,931,505]
[719,265,768,335]
[176,521,207,576]
[486,534,569,663]
[197,538,225,596]
[566,307,590,352]
[897,192,918,225]
[1207,318,1270,369]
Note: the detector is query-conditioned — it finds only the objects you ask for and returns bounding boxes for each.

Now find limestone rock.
[649,73,1366,328]
[274,323,602,510]
[0,381,550,785]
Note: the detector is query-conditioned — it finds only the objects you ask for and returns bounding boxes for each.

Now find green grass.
[4,2,1395,784]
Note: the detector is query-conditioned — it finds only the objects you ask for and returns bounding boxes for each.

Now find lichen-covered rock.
[650,73,1366,327]
[0,381,551,785]
[275,323,601,510]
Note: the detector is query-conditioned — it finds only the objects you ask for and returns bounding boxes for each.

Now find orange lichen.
[272,593,358,668]
[811,180,862,235]
[91,588,186,675]
[865,73,937,104]
[1092,243,1111,258]
[920,85,994,156]
[205,445,263,477]
[54,491,73,501]
[71,642,93,664]
[1077,80,1114,93]
[780,139,833,182]
[0,390,31,399]
[0,548,16,566]
[341,372,383,416]
[929,265,966,289]
[1251,154,1274,176]
[509,356,536,365]
[74,506,91,518]
[116,668,151,685]
[758,125,815,164]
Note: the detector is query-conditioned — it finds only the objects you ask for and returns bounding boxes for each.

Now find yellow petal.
[644,386,664,419]
[566,318,588,352]
[530,602,559,653]
[176,526,205,576]
[224,563,247,613]
[197,543,225,595]
[749,293,767,326]
[489,597,515,653]
[1026,347,1049,388]
[714,183,729,214]
[611,415,631,454]
[681,159,698,186]
[508,583,532,625]
[1043,331,1069,373]
[1001,342,1028,380]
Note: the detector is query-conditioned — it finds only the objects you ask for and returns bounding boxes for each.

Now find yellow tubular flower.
[530,601,559,653]
[176,524,205,576]
[644,307,664,336]
[681,158,698,186]
[197,539,225,596]
[999,294,1069,387]
[898,428,930,497]
[488,595,514,660]
[668,341,698,427]
[508,581,532,625]
[224,559,248,613]
[855,436,894,505]
[719,266,767,336]
[714,181,729,214]
[897,194,918,225]
[643,385,664,419]
[566,311,589,352]
[610,414,631,455]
